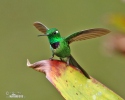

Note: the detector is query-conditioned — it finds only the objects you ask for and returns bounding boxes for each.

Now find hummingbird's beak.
[38,34,48,37]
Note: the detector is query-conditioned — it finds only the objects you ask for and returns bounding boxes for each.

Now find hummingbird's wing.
[65,28,110,44]
[33,22,49,34]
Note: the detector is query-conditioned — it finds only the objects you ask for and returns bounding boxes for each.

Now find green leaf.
[27,59,123,100]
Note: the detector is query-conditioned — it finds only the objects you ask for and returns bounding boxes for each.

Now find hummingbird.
[33,21,110,79]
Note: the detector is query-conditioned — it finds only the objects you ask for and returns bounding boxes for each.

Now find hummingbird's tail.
[69,55,90,79]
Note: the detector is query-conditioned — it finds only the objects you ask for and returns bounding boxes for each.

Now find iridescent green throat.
[46,28,62,44]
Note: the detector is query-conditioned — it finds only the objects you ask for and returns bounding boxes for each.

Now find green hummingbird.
[33,21,110,79]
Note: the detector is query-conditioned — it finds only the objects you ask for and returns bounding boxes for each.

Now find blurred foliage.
[0,0,125,100]
[108,14,125,32]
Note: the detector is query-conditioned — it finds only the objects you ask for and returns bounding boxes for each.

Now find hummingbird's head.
[34,22,62,44]
[46,28,62,44]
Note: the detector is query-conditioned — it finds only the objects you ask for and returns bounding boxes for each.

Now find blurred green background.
[0,0,125,100]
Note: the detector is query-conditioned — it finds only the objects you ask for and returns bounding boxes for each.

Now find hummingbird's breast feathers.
[51,38,71,58]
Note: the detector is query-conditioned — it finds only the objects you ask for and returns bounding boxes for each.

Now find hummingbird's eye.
[53,31,58,35]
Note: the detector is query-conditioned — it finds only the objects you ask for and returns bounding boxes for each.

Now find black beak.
[38,34,48,37]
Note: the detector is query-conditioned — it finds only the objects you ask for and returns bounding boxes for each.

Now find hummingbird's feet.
[60,58,63,61]
[49,58,53,60]
[66,57,70,66]
[49,57,54,60]
[59,57,70,66]
[49,54,54,60]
